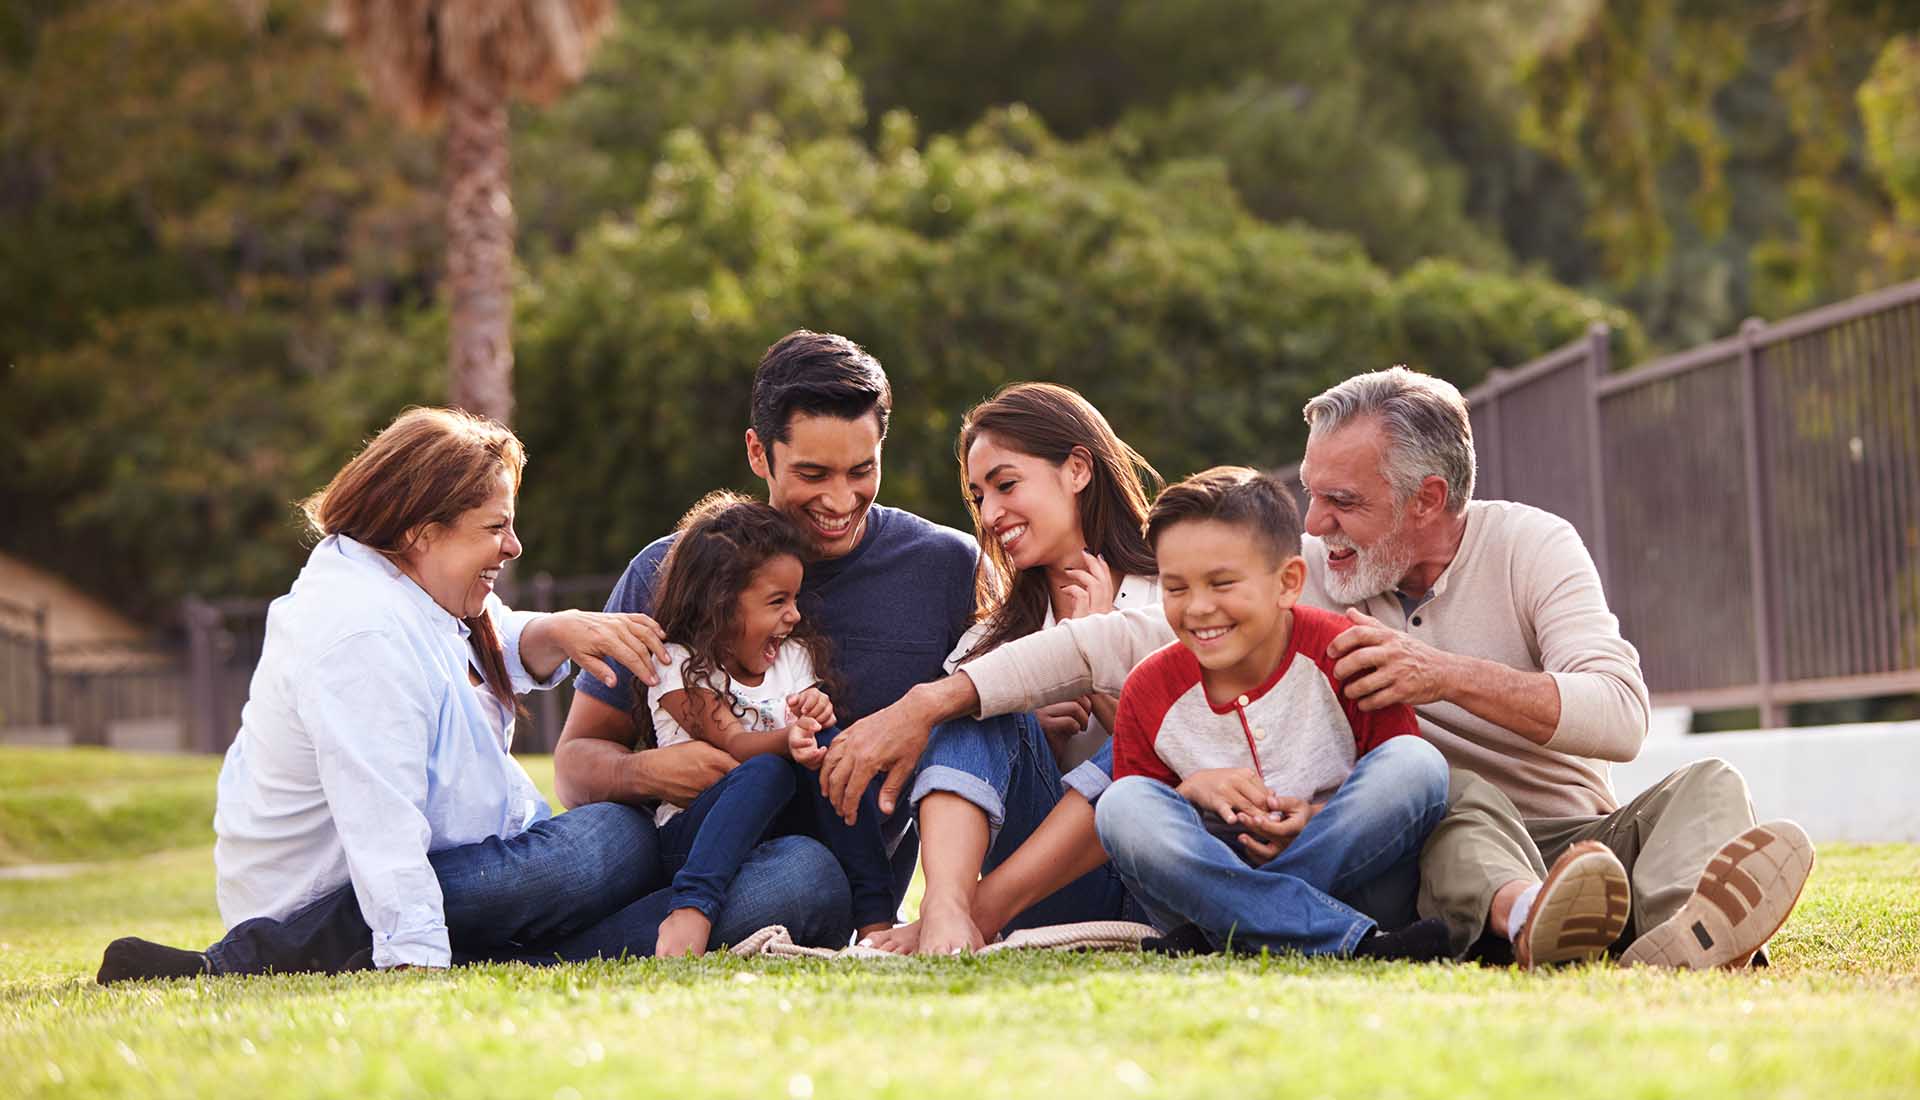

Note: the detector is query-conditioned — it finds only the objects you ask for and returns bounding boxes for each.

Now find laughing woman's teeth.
[998,525,1026,547]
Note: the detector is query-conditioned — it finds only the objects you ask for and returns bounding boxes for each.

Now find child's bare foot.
[656,908,712,958]
[916,896,985,955]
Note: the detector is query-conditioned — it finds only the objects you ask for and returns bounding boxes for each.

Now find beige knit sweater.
[965,500,1649,818]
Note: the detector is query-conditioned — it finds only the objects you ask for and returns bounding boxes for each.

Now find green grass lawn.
[3,748,1918,1100]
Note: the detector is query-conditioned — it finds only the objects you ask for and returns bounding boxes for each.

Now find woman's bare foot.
[656,908,712,958]
[863,920,921,954]
[916,896,986,955]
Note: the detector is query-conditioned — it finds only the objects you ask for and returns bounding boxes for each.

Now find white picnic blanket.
[730,920,1161,959]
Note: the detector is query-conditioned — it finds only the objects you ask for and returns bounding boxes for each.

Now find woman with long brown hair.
[98,407,852,982]
[875,382,1164,954]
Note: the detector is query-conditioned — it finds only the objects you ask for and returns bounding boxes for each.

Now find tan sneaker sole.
[1619,820,1814,970]
[1516,840,1631,969]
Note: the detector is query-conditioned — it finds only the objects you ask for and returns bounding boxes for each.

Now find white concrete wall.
[1613,720,1920,842]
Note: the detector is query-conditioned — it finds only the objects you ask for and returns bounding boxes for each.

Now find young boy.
[1094,466,1453,959]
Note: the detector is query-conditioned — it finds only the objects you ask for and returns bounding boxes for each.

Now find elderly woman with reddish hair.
[99,407,850,982]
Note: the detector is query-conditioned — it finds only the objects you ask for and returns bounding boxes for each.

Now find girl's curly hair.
[634,491,841,747]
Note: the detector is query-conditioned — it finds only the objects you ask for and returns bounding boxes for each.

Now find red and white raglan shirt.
[1111,605,1420,800]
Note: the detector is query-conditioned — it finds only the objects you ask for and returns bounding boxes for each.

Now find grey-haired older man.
[826,366,1813,968]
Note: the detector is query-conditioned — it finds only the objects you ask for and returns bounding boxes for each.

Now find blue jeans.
[204,801,851,972]
[908,711,1136,931]
[1094,736,1449,956]
[660,748,894,930]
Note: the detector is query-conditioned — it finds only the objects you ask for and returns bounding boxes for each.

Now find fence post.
[1737,318,1784,728]
[533,571,559,752]
[33,602,52,727]
[183,597,220,753]
[1481,369,1506,500]
[1582,323,1613,592]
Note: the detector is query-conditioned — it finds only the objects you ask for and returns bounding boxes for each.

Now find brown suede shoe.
[1515,841,1631,969]
[1619,820,1814,970]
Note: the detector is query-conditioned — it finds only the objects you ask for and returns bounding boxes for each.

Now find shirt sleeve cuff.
[370,924,452,970]
[498,608,571,694]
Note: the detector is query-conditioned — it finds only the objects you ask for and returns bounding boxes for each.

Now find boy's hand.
[1232,797,1320,862]
[787,715,826,767]
[788,687,836,729]
[1175,768,1275,821]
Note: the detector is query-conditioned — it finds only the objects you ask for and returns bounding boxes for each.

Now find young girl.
[640,491,893,956]
[879,382,1165,954]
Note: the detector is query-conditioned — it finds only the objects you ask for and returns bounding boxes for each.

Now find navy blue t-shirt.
[574,504,979,727]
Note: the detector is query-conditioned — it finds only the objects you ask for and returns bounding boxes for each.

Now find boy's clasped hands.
[1176,767,1323,863]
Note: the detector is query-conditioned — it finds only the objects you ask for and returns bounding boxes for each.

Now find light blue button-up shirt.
[212,535,566,968]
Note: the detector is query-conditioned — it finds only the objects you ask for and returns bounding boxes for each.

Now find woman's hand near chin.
[1058,551,1118,619]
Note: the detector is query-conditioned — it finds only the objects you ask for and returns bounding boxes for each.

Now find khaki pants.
[1418,759,1757,957]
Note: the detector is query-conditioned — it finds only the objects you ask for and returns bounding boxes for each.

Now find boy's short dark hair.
[750,330,893,451]
[1146,466,1303,564]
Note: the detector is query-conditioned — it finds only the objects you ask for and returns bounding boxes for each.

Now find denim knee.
[732,751,800,790]
[1369,737,1450,829]
[907,712,1029,828]
[1093,775,1180,864]
[433,800,660,938]
[546,802,661,908]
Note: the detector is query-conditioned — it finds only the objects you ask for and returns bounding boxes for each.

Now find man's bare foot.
[916,896,985,955]
[656,908,712,958]
[864,920,921,954]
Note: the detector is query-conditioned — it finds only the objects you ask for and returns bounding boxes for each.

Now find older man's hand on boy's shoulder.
[1327,608,1461,710]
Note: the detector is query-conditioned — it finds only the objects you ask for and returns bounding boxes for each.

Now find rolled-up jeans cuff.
[908,765,1007,834]
[1062,759,1112,804]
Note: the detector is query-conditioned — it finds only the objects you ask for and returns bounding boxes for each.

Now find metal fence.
[1288,280,1920,726]
[0,597,51,729]
[0,596,188,744]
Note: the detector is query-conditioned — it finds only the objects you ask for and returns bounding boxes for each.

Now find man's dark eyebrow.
[787,461,876,478]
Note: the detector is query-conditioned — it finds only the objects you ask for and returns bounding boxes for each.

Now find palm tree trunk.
[444,83,515,425]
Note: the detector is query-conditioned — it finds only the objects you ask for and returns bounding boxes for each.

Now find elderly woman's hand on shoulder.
[521,609,672,688]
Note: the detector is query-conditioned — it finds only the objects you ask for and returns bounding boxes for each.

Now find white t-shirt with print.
[944,573,1160,768]
[645,640,816,826]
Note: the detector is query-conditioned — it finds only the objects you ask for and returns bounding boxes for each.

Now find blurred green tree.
[510,112,1632,575]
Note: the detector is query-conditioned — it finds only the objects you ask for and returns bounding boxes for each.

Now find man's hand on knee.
[822,674,982,821]
[820,700,927,823]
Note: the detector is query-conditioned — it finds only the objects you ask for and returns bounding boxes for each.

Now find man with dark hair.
[553,329,978,952]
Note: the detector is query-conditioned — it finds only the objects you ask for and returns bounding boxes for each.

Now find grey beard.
[1322,536,1417,605]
